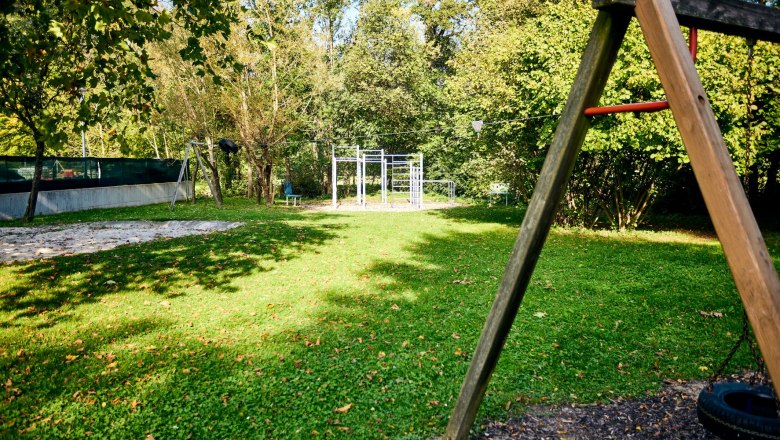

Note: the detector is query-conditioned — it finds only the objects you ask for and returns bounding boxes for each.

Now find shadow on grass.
[0,220,341,327]
[428,205,527,226]
[0,314,304,438]
[1,208,774,438]
[294,226,758,436]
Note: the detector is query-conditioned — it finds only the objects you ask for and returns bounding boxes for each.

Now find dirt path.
[0,221,242,263]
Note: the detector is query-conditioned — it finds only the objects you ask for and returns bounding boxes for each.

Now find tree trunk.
[150,130,161,159]
[23,138,46,221]
[246,161,254,199]
[162,130,171,159]
[204,137,224,205]
[98,123,107,157]
[190,159,198,204]
[284,155,292,183]
[264,162,274,205]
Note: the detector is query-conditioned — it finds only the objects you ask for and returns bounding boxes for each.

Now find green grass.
[1,200,778,438]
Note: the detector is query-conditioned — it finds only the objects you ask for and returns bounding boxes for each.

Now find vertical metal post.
[444,10,631,439]
[332,145,337,208]
[355,145,361,206]
[419,153,424,209]
[79,89,87,177]
[362,156,367,207]
[381,150,386,204]
[170,141,191,210]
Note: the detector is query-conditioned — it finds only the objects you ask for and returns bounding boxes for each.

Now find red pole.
[584,100,670,116]
[584,27,698,116]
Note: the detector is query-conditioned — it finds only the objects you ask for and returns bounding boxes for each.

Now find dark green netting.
[0,156,185,194]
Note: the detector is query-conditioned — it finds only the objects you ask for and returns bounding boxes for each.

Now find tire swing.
[696,311,780,440]
[696,38,780,440]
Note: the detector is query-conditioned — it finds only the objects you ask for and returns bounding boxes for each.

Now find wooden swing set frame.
[444,0,780,438]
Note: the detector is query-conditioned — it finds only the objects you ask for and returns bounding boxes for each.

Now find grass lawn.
[1,198,778,438]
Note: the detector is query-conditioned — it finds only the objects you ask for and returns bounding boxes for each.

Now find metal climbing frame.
[387,153,424,208]
[331,145,363,208]
[331,147,441,209]
[423,179,456,204]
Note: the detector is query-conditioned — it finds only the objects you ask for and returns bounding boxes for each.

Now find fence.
[0,156,185,194]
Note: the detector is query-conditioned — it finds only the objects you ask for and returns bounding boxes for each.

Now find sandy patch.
[1,221,243,263]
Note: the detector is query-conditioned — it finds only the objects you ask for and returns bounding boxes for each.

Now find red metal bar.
[584,100,670,116]
[584,27,698,116]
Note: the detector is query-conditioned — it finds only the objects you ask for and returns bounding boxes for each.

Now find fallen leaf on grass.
[533,312,547,318]
[451,279,473,285]
[334,403,353,414]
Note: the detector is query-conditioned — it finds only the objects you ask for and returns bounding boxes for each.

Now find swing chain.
[706,310,766,393]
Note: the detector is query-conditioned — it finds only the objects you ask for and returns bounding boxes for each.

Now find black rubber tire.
[697,382,780,440]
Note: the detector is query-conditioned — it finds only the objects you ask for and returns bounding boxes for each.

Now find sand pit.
[0,221,243,263]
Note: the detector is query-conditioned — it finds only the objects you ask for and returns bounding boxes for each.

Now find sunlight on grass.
[1,201,777,438]
[553,226,721,246]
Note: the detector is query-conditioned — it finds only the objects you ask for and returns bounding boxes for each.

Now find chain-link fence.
[0,156,185,194]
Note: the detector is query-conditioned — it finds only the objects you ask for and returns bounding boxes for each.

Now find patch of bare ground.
[476,372,769,439]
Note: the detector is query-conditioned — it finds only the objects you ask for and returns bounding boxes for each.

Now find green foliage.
[0,0,232,142]
[1,202,776,437]
[337,0,440,152]
[2,0,778,224]
[0,116,35,155]
[443,2,780,227]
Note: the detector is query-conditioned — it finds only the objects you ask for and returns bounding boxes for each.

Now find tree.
[338,0,438,152]
[0,0,232,220]
[151,25,232,205]
[445,0,778,228]
[220,1,317,205]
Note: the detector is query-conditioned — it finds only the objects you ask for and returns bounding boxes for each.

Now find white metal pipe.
[356,145,361,206]
[364,157,367,206]
[381,150,386,204]
[332,145,337,208]
[419,153,424,209]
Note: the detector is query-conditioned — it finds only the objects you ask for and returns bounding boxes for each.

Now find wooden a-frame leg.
[636,0,780,395]
[443,11,632,440]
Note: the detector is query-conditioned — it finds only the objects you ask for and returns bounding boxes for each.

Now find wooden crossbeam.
[595,0,780,43]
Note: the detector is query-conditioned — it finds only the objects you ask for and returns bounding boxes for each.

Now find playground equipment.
[331,145,454,209]
[170,140,223,209]
[444,0,780,438]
